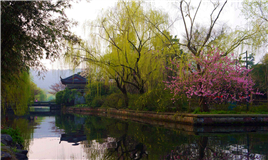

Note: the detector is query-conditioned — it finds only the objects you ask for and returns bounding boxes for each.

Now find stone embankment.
[1,134,28,160]
[66,107,268,126]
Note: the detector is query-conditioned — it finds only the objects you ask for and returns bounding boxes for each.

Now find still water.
[2,113,268,160]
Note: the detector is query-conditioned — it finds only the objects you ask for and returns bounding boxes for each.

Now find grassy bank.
[71,102,268,115]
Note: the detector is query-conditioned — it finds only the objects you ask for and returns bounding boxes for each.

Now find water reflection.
[59,133,87,146]
[2,113,268,159]
[76,115,268,160]
[1,114,43,151]
[80,114,266,159]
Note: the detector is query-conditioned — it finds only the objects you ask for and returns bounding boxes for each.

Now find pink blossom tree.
[48,82,66,95]
[165,49,256,112]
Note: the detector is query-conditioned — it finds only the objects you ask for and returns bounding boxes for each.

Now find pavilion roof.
[61,74,87,84]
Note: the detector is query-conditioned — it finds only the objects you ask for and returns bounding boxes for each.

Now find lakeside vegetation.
[61,0,268,113]
[2,0,268,116]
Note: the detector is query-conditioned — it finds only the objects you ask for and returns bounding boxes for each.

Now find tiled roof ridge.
[62,73,85,80]
[79,69,89,78]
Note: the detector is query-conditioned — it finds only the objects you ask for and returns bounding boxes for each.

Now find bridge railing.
[30,101,57,106]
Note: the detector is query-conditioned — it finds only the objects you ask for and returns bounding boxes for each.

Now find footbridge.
[29,101,61,113]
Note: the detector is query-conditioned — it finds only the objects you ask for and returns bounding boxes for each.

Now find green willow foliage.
[1,71,32,115]
[65,0,182,107]
[242,0,268,48]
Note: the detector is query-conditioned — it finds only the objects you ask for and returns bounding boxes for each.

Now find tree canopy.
[1,1,79,115]
[242,0,268,47]
[1,1,80,82]
[251,53,268,99]
[65,0,180,106]
[165,48,257,111]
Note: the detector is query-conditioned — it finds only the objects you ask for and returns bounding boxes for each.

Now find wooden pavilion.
[60,73,88,94]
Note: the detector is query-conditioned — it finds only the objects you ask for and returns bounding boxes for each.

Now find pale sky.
[41,0,266,70]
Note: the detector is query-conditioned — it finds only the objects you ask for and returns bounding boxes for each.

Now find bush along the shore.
[57,81,268,114]
[1,127,28,160]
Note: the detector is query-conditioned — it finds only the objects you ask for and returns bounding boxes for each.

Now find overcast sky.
[41,0,265,70]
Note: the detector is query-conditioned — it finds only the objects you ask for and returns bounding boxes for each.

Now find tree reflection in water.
[105,134,148,160]
[162,135,267,160]
[54,114,268,160]
[1,115,44,150]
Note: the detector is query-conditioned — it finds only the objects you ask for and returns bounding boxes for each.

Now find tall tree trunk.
[199,96,209,112]
[198,136,208,160]
[115,78,129,107]
[139,87,145,94]
[197,64,209,112]
[122,88,129,107]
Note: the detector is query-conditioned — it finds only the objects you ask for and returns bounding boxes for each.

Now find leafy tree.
[29,81,41,101]
[38,90,47,101]
[251,53,268,100]
[48,82,66,95]
[65,1,177,107]
[165,49,257,111]
[1,1,80,114]
[1,1,79,80]
[29,81,49,101]
[47,94,56,102]
[161,0,267,111]
[241,0,268,47]
[56,88,81,106]
[1,71,32,115]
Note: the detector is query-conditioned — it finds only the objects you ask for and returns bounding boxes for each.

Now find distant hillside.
[30,69,83,91]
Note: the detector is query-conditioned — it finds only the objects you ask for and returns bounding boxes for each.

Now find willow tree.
[66,1,179,106]
[242,0,268,47]
[1,71,32,115]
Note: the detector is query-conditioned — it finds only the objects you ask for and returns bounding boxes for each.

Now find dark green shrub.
[108,85,120,94]
[249,103,268,113]
[56,88,81,105]
[102,93,125,109]
[56,90,64,105]
[128,85,185,112]
[91,96,106,108]
[1,128,24,145]
[85,82,119,105]
[49,99,56,102]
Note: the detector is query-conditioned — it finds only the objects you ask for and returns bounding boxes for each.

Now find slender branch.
[199,0,227,55]
[123,1,142,43]
[190,0,202,42]
[101,20,123,51]
[180,0,190,41]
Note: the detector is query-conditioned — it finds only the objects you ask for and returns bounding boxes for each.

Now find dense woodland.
[1,0,268,115]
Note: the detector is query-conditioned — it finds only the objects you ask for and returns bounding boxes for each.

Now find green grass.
[192,103,268,114]
[1,142,5,146]
[73,104,90,108]
[193,109,268,114]
[1,127,24,145]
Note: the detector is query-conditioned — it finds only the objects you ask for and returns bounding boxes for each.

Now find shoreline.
[65,107,268,126]
[1,134,28,160]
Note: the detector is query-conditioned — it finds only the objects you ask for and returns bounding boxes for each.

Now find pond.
[2,113,268,160]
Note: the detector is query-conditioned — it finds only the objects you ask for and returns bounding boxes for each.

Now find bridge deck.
[29,101,61,112]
